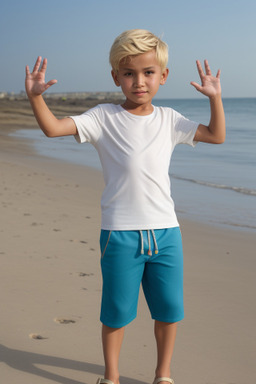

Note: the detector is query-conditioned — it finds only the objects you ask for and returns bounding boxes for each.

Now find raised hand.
[190,60,221,98]
[25,56,57,98]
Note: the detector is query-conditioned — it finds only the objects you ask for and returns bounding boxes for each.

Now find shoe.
[153,378,174,384]
[96,379,114,384]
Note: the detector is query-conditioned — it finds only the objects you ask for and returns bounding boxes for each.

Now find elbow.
[44,132,56,138]
[217,130,226,144]
[40,119,62,138]
[215,135,225,144]
[203,132,226,144]
[210,126,226,144]
[42,128,59,138]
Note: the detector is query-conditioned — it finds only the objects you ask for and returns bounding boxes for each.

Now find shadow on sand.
[0,344,147,384]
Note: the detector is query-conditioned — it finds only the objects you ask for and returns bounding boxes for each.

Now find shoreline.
[1,98,256,383]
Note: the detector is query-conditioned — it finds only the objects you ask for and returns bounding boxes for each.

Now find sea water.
[11,98,256,232]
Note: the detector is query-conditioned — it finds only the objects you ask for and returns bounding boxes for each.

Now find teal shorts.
[100,227,184,328]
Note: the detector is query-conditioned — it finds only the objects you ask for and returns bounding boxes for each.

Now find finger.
[46,79,58,87]
[40,58,48,73]
[25,65,30,76]
[45,79,58,90]
[216,69,221,78]
[32,56,42,73]
[196,60,205,79]
[204,59,212,76]
[190,81,202,92]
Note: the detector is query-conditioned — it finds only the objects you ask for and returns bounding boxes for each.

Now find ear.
[160,68,169,85]
[111,70,120,87]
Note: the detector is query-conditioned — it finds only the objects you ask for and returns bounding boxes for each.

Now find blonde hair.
[109,29,169,73]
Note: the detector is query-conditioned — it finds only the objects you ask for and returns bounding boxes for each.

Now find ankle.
[104,372,120,384]
[153,379,174,384]
[155,368,171,379]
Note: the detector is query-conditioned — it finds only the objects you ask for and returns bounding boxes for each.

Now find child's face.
[112,50,169,111]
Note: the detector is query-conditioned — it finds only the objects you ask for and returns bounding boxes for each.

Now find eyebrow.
[121,66,156,71]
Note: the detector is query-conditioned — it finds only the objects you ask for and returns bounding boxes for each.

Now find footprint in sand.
[79,272,94,277]
[31,222,43,226]
[54,318,76,324]
[29,333,47,340]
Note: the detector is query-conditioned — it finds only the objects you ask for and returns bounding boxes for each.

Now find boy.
[25,29,225,384]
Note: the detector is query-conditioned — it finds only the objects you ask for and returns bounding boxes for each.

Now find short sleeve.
[173,111,199,147]
[69,105,103,144]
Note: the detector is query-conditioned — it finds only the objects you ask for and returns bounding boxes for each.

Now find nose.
[134,74,144,88]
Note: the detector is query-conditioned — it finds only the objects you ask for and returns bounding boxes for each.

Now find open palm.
[191,60,221,98]
[25,56,57,97]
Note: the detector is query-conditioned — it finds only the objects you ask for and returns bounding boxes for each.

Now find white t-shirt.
[70,103,198,230]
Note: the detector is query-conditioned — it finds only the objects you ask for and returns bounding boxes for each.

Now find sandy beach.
[0,98,255,384]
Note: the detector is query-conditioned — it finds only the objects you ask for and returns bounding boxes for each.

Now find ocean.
[12,98,256,232]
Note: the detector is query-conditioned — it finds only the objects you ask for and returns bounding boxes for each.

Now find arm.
[191,60,225,144]
[25,57,77,137]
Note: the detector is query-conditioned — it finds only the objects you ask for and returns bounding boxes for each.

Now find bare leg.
[102,324,125,384]
[154,321,177,381]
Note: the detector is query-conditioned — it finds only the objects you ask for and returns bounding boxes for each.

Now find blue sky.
[1,0,255,98]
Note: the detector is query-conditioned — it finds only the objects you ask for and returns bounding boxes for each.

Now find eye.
[145,70,154,75]
[124,72,133,77]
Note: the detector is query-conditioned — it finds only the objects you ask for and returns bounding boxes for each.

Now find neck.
[121,100,154,116]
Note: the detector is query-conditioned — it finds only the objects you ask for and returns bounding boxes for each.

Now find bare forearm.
[28,95,76,137]
[28,95,58,136]
[208,94,226,143]
[194,94,225,144]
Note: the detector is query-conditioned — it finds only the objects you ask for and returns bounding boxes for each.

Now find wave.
[218,221,256,231]
[171,174,256,197]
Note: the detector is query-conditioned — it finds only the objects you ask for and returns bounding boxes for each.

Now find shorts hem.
[151,314,184,323]
[100,315,136,328]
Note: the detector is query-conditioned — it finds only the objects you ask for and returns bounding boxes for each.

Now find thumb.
[45,79,58,90]
[190,81,202,92]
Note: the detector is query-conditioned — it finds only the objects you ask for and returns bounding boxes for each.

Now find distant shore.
[0,90,125,99]
[0,93,125,130]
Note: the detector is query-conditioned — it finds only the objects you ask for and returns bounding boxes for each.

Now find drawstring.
[139,230,158,255]
[139,230,144,255]
[151,229,159,254]
[147,230,152,256]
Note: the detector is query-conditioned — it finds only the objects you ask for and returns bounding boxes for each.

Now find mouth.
[133,91,147,96]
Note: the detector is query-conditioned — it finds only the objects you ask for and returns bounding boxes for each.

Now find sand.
[0,98,255,384]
